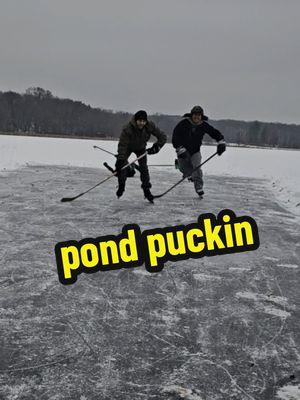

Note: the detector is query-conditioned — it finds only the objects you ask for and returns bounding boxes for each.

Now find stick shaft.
[61,152,147,202]
[93,145,116,157]
[154,152,218,199]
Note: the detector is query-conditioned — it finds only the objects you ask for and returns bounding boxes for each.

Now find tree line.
[0,87,299,149]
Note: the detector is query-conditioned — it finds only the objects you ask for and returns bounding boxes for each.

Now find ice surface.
[0,154,299,399]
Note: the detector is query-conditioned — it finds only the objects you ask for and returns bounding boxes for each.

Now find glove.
[147,142,160,155]
[126,165,136,178]
[217,140,226,156]
[176,146,188,159]
[115,158,126,174]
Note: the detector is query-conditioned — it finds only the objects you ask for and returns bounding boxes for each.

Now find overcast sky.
[0,0,299,123]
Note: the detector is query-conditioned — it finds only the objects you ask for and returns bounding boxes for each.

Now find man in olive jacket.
[115,110,167,202]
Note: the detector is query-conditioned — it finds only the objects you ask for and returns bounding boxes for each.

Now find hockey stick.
[93,145,141,171]
[103,162,115,173]
[93,145,116,157]
[153,152,218,199]
[93,145,173,167]
[61,153,147,202]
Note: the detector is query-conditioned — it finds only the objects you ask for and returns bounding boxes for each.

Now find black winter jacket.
[172,118,224,155]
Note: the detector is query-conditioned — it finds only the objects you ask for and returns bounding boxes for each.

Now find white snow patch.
[264,256,279,262]
[0,135,299,215]
[266,295,289,307]
[223,359,233,366]
[236,291,261,301]
[251,347,280,360]
[228,267,251,272]
[276,384,300,400]
[151,310,181,325]
[236,292,292,317]
[263,305,291,318]
[236,291,289,306]
[193,273,222,281]
[162,385,203,399]
[277,263,299,269]
[132,267,149,276]
[161,314,181,325]
[179,308,200,315]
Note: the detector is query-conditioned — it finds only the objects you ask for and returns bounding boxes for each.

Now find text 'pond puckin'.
[55,209,260,285]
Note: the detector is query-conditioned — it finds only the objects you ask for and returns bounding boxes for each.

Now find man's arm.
[172,121,184,148]
[204,122,224,142]
[149,121,167,148]
[204,122,226,155]
[146,122,167,154]
[117,128,130,160]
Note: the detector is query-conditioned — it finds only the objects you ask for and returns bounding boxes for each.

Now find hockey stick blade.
[61,197,74,202]
[61,195,82,202]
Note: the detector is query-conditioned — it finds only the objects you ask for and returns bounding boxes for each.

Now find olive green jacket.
[117,118,167,160]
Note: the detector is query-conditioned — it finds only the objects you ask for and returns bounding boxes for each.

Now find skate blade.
[145,197,154,203]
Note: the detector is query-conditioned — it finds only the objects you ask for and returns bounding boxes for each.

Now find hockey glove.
[217,140,226,156]
[126,165,136,178]
[176,146,188,159]
[147,142,160,155]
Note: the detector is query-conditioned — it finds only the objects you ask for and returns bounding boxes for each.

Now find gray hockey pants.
[178,151,203,192]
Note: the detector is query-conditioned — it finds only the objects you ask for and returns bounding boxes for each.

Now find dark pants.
[118,150,151,190]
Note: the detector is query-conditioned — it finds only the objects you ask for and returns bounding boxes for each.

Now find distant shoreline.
[0,131,114,141]
[0,131,299,151]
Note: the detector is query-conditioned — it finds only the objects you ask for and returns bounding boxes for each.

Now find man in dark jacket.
[115,110,167,202]
[172,105,226,197]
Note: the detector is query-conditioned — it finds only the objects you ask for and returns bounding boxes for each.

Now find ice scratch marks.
[67,320,96,355]
[262,278,289,349]
[264,256,299,269]
[235,291,293,318]
[263,257,299,271]
[248,356,267,394]
[165,352,258,400]
[288,335,300,362]
[235,278,293,352]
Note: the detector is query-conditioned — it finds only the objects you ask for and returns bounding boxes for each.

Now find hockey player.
[115,110,167,202]
[172,105,226,197]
